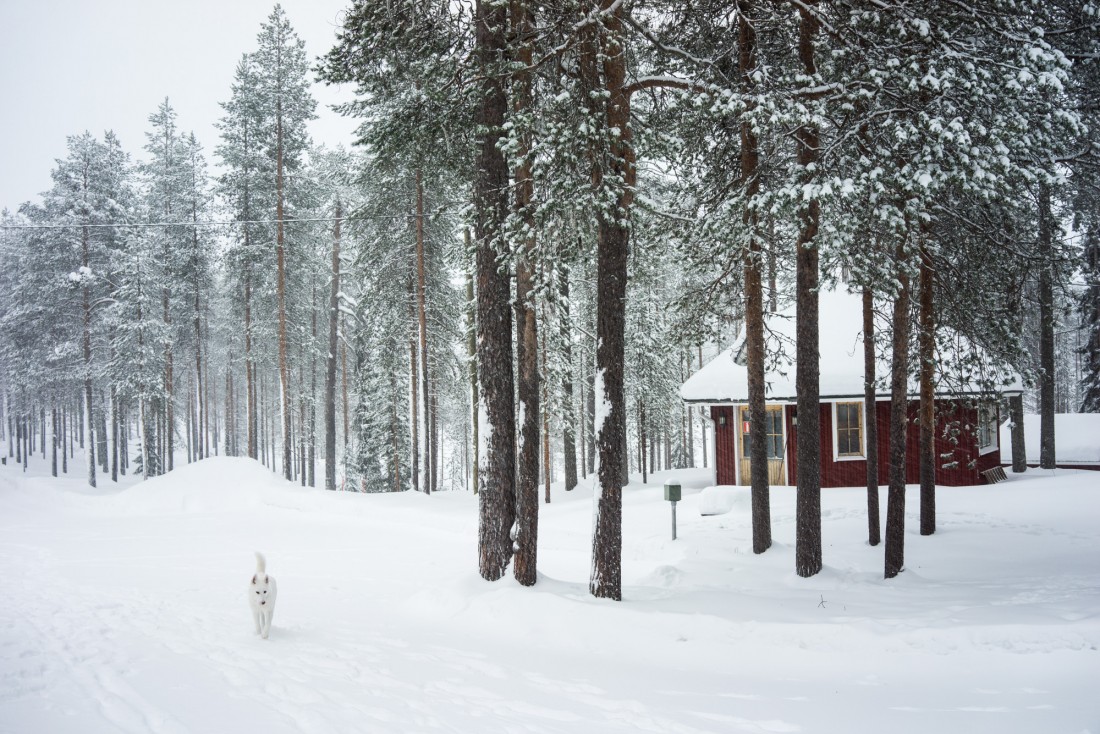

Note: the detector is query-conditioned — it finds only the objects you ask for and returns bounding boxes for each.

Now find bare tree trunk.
[560,268,578,491]
[584,0,632,601]
[51,407,58,477]
[82,217,96,488]
[110,388,119,482]
[324,201,341,490]
[465,231,479,495]
[918,236,936,535]
[408,276,420,493]
[1038,181,1056,469]
[275,102,292,481]
[885,243,912,580]
[415,168,432,494]
[513,0,540,586]
[1010,393,1027,472]
[475,0,516,582]
[542,299,551,504]
[793,0,823,578]
[307,279,317,487]
[244,264,257,460]
[740,0,770,554]
[684,353,694,466]
[698,347,707,469]
[863,287,881,546]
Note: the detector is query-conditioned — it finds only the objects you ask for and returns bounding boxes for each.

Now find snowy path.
[1,457,1098,733]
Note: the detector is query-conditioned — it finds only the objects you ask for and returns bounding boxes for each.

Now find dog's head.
[251,574,273,606]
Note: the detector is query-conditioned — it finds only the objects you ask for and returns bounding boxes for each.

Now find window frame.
[832,400,867,462]
[977,403,1000,456]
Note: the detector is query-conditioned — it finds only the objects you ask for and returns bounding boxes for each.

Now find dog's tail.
[255,551,266,575]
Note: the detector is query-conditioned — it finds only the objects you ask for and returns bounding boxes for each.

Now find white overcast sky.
[0,0,360,211]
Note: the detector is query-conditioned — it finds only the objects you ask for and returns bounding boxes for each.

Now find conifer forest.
[1,2,1098,596]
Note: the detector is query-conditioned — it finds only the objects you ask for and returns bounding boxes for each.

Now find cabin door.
[737,405,787,485]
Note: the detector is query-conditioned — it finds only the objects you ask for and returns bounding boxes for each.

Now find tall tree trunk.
[324,201,341,490]
[740,0,770,554]
[415,168,432,494]
[475,0,516,582]
[699,347,708,469]
[513,0,540,587]
[918,236,936,535]
[192,208,205,462]
[275,102,292,482]
[309,278,318,488]
[1037,181,1056,469]
[82,217,96,488]
[794,0,822,578]
[560,268,578,491]
[1080,226,1100,412]
[110,388,119,482]
[408,276,420,493]
[465,232,479,495]
[244,263,257,460]
[542,299,551,504]
[579,372,587,479]
[885,243,912,580]
[51,407,58,477]
[863,287,881,546]
[1010,393,1027,472]
[584,0,631,601]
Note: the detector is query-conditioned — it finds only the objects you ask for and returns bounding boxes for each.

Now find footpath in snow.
[1,455,1098,734]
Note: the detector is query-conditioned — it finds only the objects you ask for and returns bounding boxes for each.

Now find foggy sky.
[0,0,359,212]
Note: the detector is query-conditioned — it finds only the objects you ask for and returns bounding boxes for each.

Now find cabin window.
[978,404,999,454]
[834,402,865,459]
[741,408,784,459]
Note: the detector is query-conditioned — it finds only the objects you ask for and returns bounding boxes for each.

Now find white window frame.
[978,403,1000,456]
[832,400,867,462]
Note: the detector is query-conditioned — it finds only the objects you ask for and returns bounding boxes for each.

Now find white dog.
[248,552,278,639]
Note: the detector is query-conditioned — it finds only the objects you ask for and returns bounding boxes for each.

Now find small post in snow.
[664,479,682,540]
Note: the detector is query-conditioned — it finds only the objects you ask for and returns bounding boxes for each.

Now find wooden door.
[738,405,786,485]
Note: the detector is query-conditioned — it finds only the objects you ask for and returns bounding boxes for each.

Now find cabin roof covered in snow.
[680,287,1024,404]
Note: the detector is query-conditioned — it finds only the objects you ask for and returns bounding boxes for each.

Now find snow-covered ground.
[1,455,1097,734]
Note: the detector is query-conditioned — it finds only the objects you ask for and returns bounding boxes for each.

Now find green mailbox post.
[664,480,681,540]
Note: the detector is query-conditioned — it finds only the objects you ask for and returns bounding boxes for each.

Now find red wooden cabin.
[681,288,1022,488]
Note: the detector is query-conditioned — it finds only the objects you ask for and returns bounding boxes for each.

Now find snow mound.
[698,485,751,516]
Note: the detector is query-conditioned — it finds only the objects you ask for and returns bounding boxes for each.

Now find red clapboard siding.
[718,399,999,488]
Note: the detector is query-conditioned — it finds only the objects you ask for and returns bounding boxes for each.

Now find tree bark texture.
[739,0,771,555]
[476,0,517,582]
[276,107,292,481]
[1037,181,1056,469]
[324,201,341,490]
[918,238,936,535]
[513,0,539,585]
[415,169,431,494]
[885,245,911,580]
[584,0,631,601]
[794,1,822,578]
[560,269,578,491]
[1010,393,1027,472]
[862,287,881,546]
[465,231,478,495]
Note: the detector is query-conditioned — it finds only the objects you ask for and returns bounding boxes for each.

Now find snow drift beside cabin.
[680,286,1024,403]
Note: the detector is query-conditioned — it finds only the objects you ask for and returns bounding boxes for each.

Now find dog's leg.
[260,609,270,639]
[253,607,261,635]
